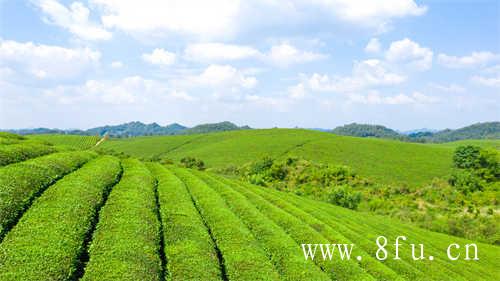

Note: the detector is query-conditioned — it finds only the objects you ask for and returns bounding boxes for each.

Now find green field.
[0,142,498,280]
[100,129,458,186]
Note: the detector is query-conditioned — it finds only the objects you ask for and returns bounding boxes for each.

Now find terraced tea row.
[0,156,121,280]
[0,142,57,166]
[82,159,160,281]
[0,151,97,239]
[0,161,498,280]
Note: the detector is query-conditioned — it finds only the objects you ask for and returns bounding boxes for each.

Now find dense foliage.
[233,157,366,209]
[180,156,206,170]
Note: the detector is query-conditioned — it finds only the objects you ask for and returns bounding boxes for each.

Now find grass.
[101,129,456,186]
[147,163,222,281]
[27,134,100,150]
[82,159,161,281]
[0,151,96,239]
[0,156,121,281]
[172,167,281,281]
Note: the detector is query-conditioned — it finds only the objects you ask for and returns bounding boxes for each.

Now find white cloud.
[288,83,307,99]
[438,52,500,68]
[0,39,100,79]
[307,59,406,93]
[365,38,381,53]
[194,64,257,89]
[32,0,111,41]
[184,43,260,62]
[169,90,196,101]
[307,0,426,31]
[142,48,176,66]
[350,91,438,105]
[92,0,240,38]
[267,43,326,66]
[385,38,433,70]
[110,61,123,68]
[42,76,195,105]
[471,75,500,88]
[429,83,466,93]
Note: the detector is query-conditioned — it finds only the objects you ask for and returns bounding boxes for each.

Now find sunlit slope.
[28,134,100,150]
[103,129,454,186]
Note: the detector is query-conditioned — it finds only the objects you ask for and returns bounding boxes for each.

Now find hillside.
[332,123,402,139]
[181,121,251,134]
[0,143,498,280]
[99,129,455,186]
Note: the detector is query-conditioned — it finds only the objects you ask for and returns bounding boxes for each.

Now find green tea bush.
[0,142,57,166]
[193,170,331,281]
[147,163,221,281]
[0,151,97,238]
[0,156,121,281]
[172,168,280,281]
[82,159,161,281]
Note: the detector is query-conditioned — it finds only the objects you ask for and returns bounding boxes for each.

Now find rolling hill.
[97,129,457,186]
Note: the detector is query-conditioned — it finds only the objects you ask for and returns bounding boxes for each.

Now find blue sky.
[0,0,498,130]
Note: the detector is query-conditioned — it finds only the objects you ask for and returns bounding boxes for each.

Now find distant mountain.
[400,128,438,135]
[3,121,250,137]
[428,122,500,142]
[331,123,402,139]
[85,121,187,137]
[331,122,500,143]
[180,121,250,135]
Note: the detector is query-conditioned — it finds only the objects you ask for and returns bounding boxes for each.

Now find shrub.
[180,156,205,170]
[453,145,481,169]
[327,185,362,210]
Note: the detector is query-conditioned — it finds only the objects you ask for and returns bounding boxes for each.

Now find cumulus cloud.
[438,52,500,68]
[43,76,195,105]
[306,59,406,93]
[0,39,100,79]
[193,64,257,89]
[305,0,426,31]
[429,83,466,93]
[267,43,326,67]
[142,48,176,66]
[110,61,123,68]
[365,38,381,53]
[184,43,260,62]
[32,0,111,40]
[471,75,500,88]
[385,38,433,71]
[85,1,426,40]
[349,91,438,105]
[92,0,240,38]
